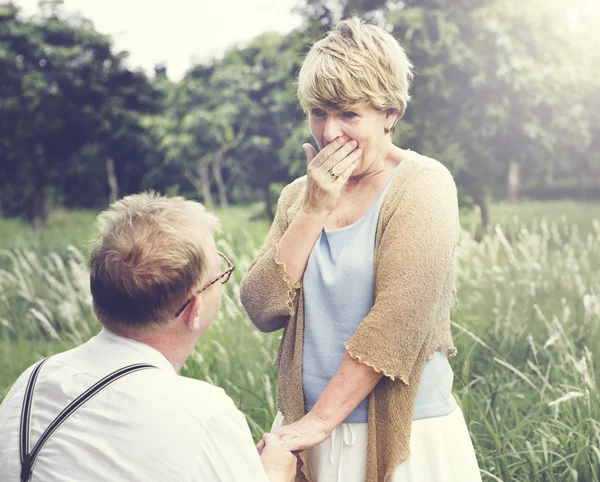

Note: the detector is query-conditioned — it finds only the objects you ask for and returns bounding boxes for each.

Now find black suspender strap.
[19,357,49,481]
[19,359,157,482]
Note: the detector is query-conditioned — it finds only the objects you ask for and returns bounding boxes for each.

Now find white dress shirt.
[0,329,269,482]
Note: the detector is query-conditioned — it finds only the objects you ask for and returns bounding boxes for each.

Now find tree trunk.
[263,184,274,221]
[106,158,119,205]
[211,150,229,209]
[199,161,214,210]
[29,180,48,230]
[472,191,490,228]
[507,161,520,203]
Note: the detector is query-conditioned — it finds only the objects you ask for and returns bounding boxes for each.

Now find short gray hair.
[298,17,414,117]
[89,192,220,333]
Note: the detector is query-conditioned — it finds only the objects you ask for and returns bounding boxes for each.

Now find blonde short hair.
[298,17,413,117]
[89,192,220,333]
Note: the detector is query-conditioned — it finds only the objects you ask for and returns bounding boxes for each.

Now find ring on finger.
[329,169,339,180]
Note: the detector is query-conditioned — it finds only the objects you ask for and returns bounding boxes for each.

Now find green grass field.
[1,200,599,481]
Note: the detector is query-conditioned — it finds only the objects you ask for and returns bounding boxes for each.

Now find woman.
[241,18,482,482]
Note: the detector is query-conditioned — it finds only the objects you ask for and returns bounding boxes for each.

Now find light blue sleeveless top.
[302,164,457,423]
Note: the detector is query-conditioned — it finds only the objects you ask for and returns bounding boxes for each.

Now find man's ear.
[178,294,202,331]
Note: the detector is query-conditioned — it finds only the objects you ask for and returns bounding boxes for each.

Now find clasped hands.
[257,412,332,455]
[256,416,329,482]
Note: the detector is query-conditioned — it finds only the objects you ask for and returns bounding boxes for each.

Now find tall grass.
[452,220,600,481]
[0,202,599,481]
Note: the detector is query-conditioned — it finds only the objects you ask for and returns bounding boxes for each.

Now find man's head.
[89,192,222,337]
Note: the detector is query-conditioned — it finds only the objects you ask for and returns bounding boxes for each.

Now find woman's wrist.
[275,206,329,287]
[305,353,384,433]
[304,408,336,436]
[299,205,330,223]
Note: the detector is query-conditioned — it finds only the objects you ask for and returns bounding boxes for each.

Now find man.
[0,192,296,482]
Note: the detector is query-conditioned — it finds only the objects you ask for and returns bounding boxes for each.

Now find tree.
[158,62,249,210]
[0,1,161,225]
[2,0,598,225]
[295,0,600,225]
[226,32,311,218]
[386,0,599,223]
[161,32,308,218]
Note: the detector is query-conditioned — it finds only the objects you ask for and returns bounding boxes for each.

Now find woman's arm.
[273,209,327,288]
[275,352,383,451]
[345,166,459,383]
[240,138,361,331]
[276,139,361,287]
[239,183,302,333]
[310,353,383,426]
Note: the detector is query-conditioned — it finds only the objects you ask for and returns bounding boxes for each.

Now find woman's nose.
[323,116,344,144]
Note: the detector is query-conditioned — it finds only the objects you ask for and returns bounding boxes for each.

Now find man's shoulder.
[49,343,239,424]
[162,375,238,421]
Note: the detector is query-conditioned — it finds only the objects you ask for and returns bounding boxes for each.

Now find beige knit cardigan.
[240,150,460,482]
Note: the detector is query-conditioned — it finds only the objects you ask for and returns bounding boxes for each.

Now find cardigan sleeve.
[345,166,459,383]
[240,181,304,333]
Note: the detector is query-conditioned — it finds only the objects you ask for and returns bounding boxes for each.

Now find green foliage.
[1,0,599,227]
[382,0,599,212]
[0,1,162,224]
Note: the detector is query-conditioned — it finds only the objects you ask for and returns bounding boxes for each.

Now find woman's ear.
[384,109,400,134]
[386,108,400,122]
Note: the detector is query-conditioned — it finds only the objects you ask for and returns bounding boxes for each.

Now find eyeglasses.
[174,252,235,317]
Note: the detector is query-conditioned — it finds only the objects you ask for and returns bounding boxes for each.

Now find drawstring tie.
[329,424,357,480]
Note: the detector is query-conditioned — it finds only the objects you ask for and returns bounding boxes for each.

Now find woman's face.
[308,105,395,176]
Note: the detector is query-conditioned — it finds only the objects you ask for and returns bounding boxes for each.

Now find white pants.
[272,406,482,482]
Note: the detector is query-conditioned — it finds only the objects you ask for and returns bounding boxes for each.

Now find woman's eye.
[341,111,358,119]
[311,108,326,117]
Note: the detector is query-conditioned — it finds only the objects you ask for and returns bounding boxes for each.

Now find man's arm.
[197,408,295,482]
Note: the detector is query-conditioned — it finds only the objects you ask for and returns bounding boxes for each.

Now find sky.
[13,0,304,80]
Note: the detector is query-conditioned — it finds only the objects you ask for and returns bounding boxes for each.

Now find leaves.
[0,2,162,222]
[1,0,598,225]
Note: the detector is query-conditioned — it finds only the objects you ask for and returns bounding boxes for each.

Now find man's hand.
[273,412,332,452]
[259,433,297,482]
